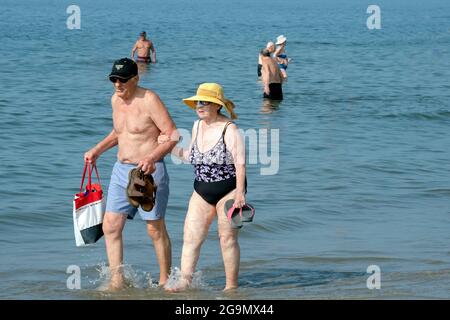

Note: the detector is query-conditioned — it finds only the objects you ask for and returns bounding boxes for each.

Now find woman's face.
[195,101,221,120]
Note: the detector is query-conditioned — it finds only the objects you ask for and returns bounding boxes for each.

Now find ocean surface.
[1,0,450,300]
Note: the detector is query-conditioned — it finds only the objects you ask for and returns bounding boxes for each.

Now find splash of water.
[164,267,207,291]
[88,263,158,291]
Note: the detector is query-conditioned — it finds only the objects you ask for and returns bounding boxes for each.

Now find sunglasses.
[109,76,132,83]
[196,101,212,107]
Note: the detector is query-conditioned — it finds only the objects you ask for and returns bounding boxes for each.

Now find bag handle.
[79,162,101,192]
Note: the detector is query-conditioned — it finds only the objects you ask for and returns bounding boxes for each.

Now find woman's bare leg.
[216,189,240,291]
[170,191,215,291]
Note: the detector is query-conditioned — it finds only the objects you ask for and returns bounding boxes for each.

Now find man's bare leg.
[102,212,127,290]
[146,219,172,286]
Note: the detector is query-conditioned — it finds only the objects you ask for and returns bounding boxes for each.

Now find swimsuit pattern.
[189,122,236,182]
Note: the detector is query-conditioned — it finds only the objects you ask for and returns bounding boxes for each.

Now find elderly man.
[257,41,275,77]
[84,58,177,290]
[131,31,156,63]
[260,48,284,100]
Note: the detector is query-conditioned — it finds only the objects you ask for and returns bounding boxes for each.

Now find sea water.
[0,0,449,299]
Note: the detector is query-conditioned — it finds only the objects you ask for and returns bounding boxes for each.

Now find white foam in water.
[91,263,157,291]
[91,262,109,291]
[164,267,206,291]
[146,273,160,289]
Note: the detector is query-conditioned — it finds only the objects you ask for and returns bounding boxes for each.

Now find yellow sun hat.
[182,83,237,119]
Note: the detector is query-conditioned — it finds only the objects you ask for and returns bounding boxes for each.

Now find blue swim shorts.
[105,161,170,220]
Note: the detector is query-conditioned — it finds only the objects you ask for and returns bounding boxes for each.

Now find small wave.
[238,267,364,289]
[417,188,450,199]
[246,215,309,234]
[0,210,67,230]
[327,95,381,103]
[423,188,450,196]
[355,164,407,175]
[241,255,406,268]
[297,255,401,264]
[380,110,450,121]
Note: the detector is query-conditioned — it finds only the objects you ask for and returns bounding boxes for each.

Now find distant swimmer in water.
[261,48,283,100]
[131,31,156,64]
[257,41,275,77]
[274,35,290,79]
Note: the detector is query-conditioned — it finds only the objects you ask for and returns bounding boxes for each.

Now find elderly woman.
[159,83,247,291]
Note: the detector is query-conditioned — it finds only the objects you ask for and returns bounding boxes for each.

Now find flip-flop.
[140,179,157,212]
[224,199,243,229]
[240,203,255,222]
[126,168,144,208]
[126,169,157,211]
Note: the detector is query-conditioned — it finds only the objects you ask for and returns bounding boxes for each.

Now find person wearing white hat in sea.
[274,35,290,79]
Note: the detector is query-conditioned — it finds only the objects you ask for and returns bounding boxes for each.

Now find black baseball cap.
[109,58,138,80]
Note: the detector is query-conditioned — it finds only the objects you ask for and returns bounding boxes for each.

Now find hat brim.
[108,74,136,80]
[183,95,225,109]
[276,37,287,45]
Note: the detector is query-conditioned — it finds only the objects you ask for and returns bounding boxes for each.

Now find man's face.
[110,75,139,98]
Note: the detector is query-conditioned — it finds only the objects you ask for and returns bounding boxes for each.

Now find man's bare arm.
[157,121,196,162]
[261,62,270,93]
[147,92,177,159]
[84,129,118,163]
[137,92,177,174]
[131,42,138,61]
[95,129,118,153]
[150,42,156,63]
